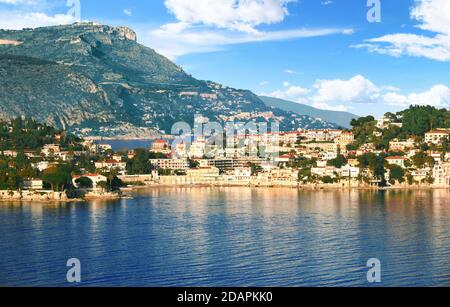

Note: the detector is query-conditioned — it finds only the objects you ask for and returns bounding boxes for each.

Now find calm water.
[0,188,449,287]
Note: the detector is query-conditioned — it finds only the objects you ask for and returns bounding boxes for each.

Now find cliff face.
[0,23,338,137]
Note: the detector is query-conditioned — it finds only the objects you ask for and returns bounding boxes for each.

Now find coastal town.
[0,106,450,201]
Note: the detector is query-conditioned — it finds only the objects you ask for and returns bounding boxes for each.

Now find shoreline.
[1,185,448,204]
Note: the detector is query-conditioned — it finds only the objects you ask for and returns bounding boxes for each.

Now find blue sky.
[1,0,449,117]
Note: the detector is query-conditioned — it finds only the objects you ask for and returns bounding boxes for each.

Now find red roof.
[73,174,103,179]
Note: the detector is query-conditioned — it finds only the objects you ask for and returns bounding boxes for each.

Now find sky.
[0,0,449,118]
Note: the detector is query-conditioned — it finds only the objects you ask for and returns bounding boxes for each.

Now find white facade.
[150,159,189,170]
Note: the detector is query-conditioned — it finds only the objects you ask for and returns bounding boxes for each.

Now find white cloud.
[141,0,353,59]
[312,75,380,104]
[355,0,450,61]
[142,26,353,60]
[260,75,450,113]
[0,11,77,29]
[383,85,450,108]
[0,0,78,30]
[284,69,302,75]
[164,0,295,33]
[123,9,132,17]
[261,83,310,103]
[0,0,39,4]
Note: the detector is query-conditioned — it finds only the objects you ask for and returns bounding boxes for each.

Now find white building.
[389,138,415,151]
[432,163,450,186]
[311,166,338,178]
[385,156,409,168]
[95,160,127,174]
[72,174,108,189]
[41,144,61,157]
[425,130,450,145]
[338,165,360,178]
[23,179,44,190]
[150,159,189,170]
[189,138,206,158]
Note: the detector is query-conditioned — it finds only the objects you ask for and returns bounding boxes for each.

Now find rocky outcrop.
[0,190,69,202]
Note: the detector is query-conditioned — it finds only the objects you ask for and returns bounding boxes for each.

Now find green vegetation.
[42,164,73,192]
[400,106,450,136]
[350,106,450,152]
[328,154,347,168]
[126,149,153,175]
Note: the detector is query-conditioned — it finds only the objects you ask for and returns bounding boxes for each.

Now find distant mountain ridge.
[259,96,359,129]
[0,23,339,137]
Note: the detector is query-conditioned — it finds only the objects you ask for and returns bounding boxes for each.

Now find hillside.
[259,96,359,129]
[0,23,339,137]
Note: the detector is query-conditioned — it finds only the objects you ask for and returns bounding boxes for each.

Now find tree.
[127,149,152,175]
[357,153,385,179]
[388,165,405,184]
[328,154,347,168]
[400,105,450,136]
[247,162,263,175]
[75,177,93,189]
[322,176,335,184]
[97,181,107,192]
[42,164,73,191]
[412,152,434,168]
[108,175,123,192]
[188,159,200,168]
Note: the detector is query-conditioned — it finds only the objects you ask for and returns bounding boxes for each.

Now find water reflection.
[0,188,449,286]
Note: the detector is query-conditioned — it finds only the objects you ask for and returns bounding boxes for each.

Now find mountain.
[259,96,359,129]
[0,23,339,137]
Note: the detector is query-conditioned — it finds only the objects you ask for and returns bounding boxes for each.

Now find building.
[207,159,239,172]
[432,162,450,186]
[23,179,44,190]
[72,174,108,189]
[376,116,391,129]
[173,141,188,158]
[425,130,450,145]
[338,165,360,178]
[186,167,220,184]
[189,138,206,158]
[411,168,430,183]
[311,166,338,178]
[41,144,61,156]
[31,161,58,172]
[303,142,339,153]
[230,167,252,180]
[335,132,355,147]
[385,156,409,168]
[1,150,18,157]
[95,160,127,174]
[269,168,298,184]
[98,144,113,152]
[274,154,292,165]
[150,159,189,170]
[151,140,171,154]
[127,150,135,159]
[389,138,415,151]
